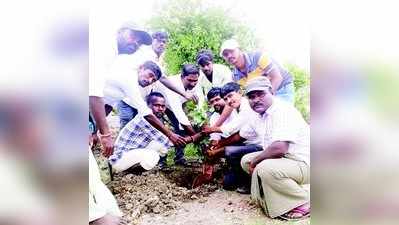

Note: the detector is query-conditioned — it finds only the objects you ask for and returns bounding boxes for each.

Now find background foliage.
[147,0,257,75]
[148,0,310,160]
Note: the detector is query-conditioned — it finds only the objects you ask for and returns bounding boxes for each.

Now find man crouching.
[109,92,200,172]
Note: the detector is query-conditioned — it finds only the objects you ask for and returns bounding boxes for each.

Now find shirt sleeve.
[89,68,105,97]
[119,70,152,116]
[239,122,255,140]
[220,65,233,85]
[270,107,298,143]
[161,86,191,126]
[257,53,275,76]
[220,112,244,137]
[209,113,221,140]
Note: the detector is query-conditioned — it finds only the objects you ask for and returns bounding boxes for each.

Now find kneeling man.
[241,77,310,220]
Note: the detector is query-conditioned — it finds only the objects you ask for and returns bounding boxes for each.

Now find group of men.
[89,22,309,225]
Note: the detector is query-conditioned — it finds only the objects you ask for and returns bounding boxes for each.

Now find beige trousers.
[241,152,310,218]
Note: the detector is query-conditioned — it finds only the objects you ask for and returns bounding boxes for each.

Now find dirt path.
[139,189,262,225]
[138,189,309,225]
[102,115,310,225]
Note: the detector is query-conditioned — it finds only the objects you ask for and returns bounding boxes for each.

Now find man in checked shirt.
[108,92,202,172]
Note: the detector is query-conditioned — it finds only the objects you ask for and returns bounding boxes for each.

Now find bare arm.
[212,105,234,127]
[266,68,283,94]
[215,132,244,148]
[144,114,186,147]
[251,141,289,166]
[182,124,196,136]
[206,132,244,158]
[89,96,113,157]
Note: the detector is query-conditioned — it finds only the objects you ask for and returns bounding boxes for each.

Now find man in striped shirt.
[220,39,295,104]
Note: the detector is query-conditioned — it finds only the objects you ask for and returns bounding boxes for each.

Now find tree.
[147,0,258,75]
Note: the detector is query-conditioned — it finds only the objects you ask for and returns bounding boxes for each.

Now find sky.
[91,0,310,71]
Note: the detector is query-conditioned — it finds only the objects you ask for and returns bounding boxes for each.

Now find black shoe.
[126,164,146,175]
[174,158,187,166]
[236,186,250,194]
[158,161,167,170]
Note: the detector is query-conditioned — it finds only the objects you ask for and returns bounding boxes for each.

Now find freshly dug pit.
[107,162,223,224]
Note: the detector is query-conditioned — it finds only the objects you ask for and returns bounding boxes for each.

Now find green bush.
[147,0,257,75]
[147,0,310,160]
[285,64,310,122]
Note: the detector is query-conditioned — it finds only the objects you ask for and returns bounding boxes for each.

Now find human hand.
[249,160,257,175]
[202,125,216,135]
[184,92,199,104]
[169,133,187,147]
[99,133,114,157]
[210,140,219,147]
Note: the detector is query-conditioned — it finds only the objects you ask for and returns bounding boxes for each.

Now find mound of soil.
[108,165,222,223]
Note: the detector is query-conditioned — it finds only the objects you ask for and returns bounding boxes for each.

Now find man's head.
[137,61,162,87]
[181,64,199,90]
[152,31,169,56]
[196,49,214,76]
[221,82,242,109]
[146,92,166,118]
[220,39,242,67]
[116,23,152,54]
[207,87,225,114]
[245,77,274,115]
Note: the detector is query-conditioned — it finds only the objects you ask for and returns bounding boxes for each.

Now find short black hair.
[141,61,162,79]
[181,64,199,77]
[221,82,241,98]
[152,31,169,40]
[196,49,214,67]
[207,87,222,101]
[146,91,165,105]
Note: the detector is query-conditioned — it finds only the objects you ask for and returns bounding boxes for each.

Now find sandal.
[278,204,310,221]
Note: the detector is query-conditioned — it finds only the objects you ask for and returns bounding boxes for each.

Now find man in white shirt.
[105,23,154,128]
[89,66,122,225]
[134,30,200,105]
[196,49,235,129]
[104,60,186,148]
[196,49,233,96]
[139,31,168,63]
[154,64,205,165]
[205,87,262,193]
[203,82,257,137]
[207,87,237,142]
[240,77,310,220]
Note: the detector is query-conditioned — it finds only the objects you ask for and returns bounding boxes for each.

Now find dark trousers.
[223,144,263,190]
[117,100,138,129]
[159,108,186,163]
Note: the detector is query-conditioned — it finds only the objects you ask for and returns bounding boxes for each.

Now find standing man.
[196,49,233,97]
[196,49,234,127]
[220,39,295,103]
[154,64,205,165]
[89,62,122,225]
[240,77,310,220]
[136,30,200,104]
